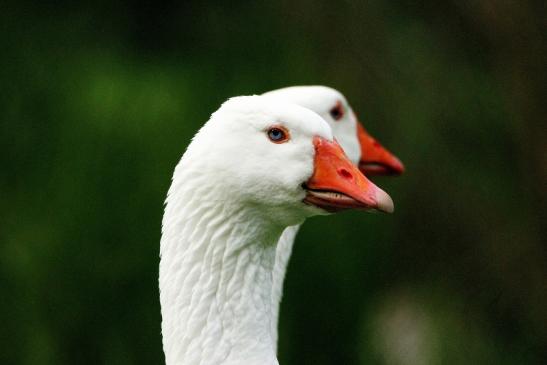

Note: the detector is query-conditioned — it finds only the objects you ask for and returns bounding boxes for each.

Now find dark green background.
[2,1,546,364]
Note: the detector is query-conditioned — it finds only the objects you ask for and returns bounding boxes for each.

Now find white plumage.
[159,95,392,364]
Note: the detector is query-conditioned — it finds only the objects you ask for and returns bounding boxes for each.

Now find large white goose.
[160,96,393,365]
[263,85,404,349]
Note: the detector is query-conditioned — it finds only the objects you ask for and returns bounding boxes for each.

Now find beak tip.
[375,188,394,213]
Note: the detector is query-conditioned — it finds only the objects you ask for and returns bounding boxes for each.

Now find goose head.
[263,85,405,176]
[180,95,393,227]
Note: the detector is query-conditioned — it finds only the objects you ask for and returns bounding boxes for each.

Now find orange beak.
[303,137,394,213]
[357,123,405,176]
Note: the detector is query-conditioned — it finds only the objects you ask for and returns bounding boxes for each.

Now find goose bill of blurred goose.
[160,96,393,365]
[263,85,404,350]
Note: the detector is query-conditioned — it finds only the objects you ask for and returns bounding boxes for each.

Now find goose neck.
[160,197,282,365]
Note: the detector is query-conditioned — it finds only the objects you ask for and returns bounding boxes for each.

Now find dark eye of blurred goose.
[267,126,289,143]
[329,101,345,121]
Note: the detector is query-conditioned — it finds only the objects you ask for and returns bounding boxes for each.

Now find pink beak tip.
[374,187,394,213]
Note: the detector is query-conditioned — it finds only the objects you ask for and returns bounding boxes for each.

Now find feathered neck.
[271,225,301,352]
[160,164,283,365]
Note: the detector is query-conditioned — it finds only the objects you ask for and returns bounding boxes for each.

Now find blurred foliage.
[1,1,546,364]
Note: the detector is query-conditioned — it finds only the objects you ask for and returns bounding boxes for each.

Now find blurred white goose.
[263,85,404,349]
[160,95,393,365]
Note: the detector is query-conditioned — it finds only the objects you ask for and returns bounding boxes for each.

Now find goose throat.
[160,195,283,365]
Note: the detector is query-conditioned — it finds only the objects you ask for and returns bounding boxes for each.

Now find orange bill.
[303,136,394,213]
[357,123,405,176]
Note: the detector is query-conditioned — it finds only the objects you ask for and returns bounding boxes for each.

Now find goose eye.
[329,101,345,121]
[267,126,289,143]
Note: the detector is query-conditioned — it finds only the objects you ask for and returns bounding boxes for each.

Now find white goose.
[263,85,404,349]
[160,96,393,365]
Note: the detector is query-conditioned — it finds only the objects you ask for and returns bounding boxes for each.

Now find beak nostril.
[372,140,381,148]
[338,168,353,180]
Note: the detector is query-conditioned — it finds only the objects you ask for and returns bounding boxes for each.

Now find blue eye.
[269,129,283,140]
[267,127,289,143]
